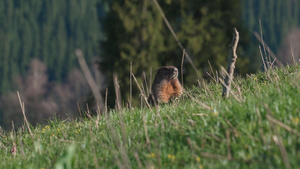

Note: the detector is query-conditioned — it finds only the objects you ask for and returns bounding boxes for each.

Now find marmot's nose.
[174,68,178,72]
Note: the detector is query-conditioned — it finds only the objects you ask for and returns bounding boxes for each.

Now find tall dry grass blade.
[152,0,201,77]
[105,88,108,117]
[134,152,144,169]
[259,19,268,59]
[181,49,185,87]
[220,113,238,136]
[256,108,268,146]
[219,77,242,103]
[165,114,186,129]
[197,78,201,88]
[143,71,149,96]
[77,102,82,117]
[155,106,165,129]
[58,140,81,144]
[97,105,101,118]
[208,60,217,82]
[96,106,101,129]
[270,58,277,70]
[141,83,146,99]
[202,79,216,103]
[10,132,17,157]
[258,46,273,81]
[226,130,232,160]
[18,135,25,159]
[272,135,292,169]
[186,138,195,152]
[131,73,152,110]
[75,49,104,109]
[149,67,152,93]
[10,121,18,157]
[85,103,92,119]
[264,104,292,169]
[267,47,273,70]
[11,121,15,133]
[107,119,131,169]
[0,127,4,137]
[118,111,129,167]
[266,47,275,82]
[290,45,296,65]
[143,115,151,150]
[113,74,122,111]
[88,127,99,169]
[222,28,239,98]
[200,152,228,160]
[0,134,6,149]
[17,91,33,140]
[130,62,133,109]
[266,115,300,137]
[92,58,102,89]
[259,46,268,72]
[153,140,162,169]
[206,72,217,83]
[206,132,225,142]
[140,96,143,107]
[254,32,283,66]
[183,91,212,110]
[234,83,242,99]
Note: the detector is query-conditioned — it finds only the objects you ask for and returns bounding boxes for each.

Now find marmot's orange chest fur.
[148,66,183,105]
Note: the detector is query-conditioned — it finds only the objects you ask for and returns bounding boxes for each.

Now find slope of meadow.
[0,65,299,169]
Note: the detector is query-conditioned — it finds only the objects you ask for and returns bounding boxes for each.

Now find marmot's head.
[155,66,179,80]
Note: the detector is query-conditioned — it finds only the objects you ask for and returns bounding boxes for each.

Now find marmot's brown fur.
[148,66,183,105]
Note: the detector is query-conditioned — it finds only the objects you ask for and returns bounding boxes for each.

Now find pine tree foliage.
[0,0,103,94]
[100,0,254,106]
[100,0,166,106]
[241,0,300,54]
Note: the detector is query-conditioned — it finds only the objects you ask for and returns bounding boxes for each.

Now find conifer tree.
[100,0,165,106]
[241,0,300,55]
[100,0,254,106]
[0,0,103,93]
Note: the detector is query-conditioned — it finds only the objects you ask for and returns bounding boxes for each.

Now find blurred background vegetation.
[0,0,299,129]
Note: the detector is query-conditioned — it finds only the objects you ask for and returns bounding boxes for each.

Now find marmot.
[148,66,183,105]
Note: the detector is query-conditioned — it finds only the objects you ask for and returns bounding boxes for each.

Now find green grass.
[0,65,299,169]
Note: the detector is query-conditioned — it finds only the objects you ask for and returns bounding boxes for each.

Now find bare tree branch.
[17,91,33,140]
[222,28,239,98]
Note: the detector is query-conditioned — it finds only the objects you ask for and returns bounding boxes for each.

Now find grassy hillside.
[0,65,299,169]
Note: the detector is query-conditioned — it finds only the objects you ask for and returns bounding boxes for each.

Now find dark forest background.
[0,0,299,129]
